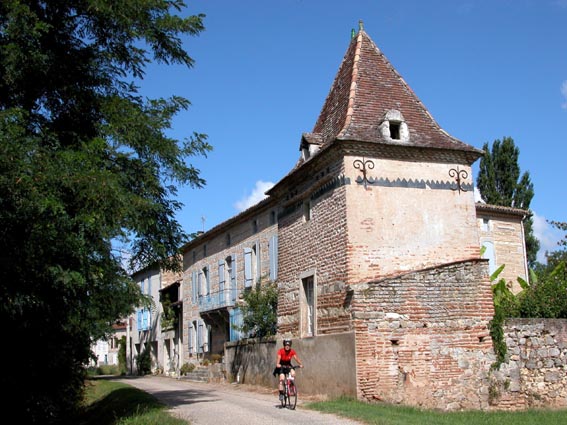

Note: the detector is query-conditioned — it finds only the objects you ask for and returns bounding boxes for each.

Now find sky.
[139,0,567,263]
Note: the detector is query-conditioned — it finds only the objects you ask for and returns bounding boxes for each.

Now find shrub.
[136,347,152,376]
[180,362,196,375]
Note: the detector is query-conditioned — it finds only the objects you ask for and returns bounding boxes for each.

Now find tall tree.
[0,1,210,423]
[476,137,539,266]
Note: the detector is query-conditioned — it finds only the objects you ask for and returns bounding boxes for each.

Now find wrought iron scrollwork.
[353,157,375,189]
[449,166,468,194]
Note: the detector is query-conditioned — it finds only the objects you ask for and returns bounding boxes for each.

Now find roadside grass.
[77,378,187,425]
[305,396,567,425]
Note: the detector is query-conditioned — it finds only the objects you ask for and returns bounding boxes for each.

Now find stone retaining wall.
[491,318,567,409]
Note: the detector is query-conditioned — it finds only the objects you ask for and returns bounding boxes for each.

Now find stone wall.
[351,259,495,410]
[491,319,567,409]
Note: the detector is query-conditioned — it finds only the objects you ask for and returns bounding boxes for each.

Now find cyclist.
[274,338,303,400]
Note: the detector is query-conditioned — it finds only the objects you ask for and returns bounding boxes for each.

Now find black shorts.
[273,365,292,376]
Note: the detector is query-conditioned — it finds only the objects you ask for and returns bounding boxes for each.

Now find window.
[481,241,496,275]
[191,271,197,303]
[300,275,316,337]
[188,321,196,355]
[269,235,278,281]
[380,109,409,142]
[226,233,231,247]
[481,218,490,232]
[303,201,312,222]
[218,259,226,305]
[228,255,237,302]
[244,247,254,288]
[197,321,206,353]
[230,308,244,342]
[270,210,277,225]
[252,219,258,234]
[201,266,210,301]
[244,244,260,287]
[203,244,207,257]
[389,122,401,139]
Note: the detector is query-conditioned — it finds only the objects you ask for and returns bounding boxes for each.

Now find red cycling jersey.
[278,348,296,365]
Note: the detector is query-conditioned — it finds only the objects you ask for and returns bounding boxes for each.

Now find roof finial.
[359,20,364,32]
[351,28,356,39]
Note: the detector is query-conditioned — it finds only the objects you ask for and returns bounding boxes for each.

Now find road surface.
[115,375,362,425]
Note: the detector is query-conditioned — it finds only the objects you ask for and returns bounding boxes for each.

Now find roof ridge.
[336,28,363,140]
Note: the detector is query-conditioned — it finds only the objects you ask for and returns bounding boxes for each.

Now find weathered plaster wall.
[224,333,357,398]
[346,154,480,284]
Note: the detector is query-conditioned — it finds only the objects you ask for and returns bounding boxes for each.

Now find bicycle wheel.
[287,381,297,410]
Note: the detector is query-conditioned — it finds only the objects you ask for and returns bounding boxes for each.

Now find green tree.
[237,281,278,339]
[0,1,209,423]
[476,137,540,266]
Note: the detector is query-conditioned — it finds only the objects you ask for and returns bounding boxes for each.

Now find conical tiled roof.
[310,23,481,155]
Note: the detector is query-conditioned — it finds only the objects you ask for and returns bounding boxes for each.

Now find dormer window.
[380,110,409,143]
[389,122,401,140]
[299,133,323,162]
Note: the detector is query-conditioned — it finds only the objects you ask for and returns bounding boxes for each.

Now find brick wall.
[350,259,495,409]
[277,153,352,337]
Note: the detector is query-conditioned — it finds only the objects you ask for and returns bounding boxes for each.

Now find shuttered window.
[244,248,253,288]
[269,235,278,281]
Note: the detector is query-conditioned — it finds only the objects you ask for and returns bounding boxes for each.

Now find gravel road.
[114,375,362,425]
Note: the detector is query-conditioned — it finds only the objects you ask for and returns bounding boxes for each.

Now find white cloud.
[234,180,275,212]
[561,80,567,109]
[474,187,484,203]
[532,212,563,263]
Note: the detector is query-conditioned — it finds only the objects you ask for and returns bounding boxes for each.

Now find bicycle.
[280,365,299,409]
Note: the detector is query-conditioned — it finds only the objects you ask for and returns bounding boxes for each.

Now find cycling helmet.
[283,339,292,346]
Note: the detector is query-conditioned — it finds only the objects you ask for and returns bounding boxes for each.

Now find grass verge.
[77,378,187,425]
[305,396,567,425]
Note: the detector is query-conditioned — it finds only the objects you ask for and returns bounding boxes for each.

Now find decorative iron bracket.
[449,166,468,194]
[353,157,375,189]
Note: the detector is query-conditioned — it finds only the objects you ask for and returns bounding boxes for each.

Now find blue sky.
[139,0,567,262]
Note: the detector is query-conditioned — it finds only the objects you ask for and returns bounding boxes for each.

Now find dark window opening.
[390,122,401,139]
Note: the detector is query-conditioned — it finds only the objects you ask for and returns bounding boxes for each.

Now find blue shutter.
[482,241,496,275]
[230,308,243,342]
[191,271,197,303]
[269,235,278,281]
[137,309,142,330]
[231,254,237,302]
[256,242,261,283]
[188,326,193,353]
[244,248,252,288]
[219,260,225,306]
[205,265,210,297]
[197,321,205,353]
